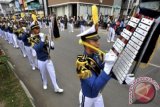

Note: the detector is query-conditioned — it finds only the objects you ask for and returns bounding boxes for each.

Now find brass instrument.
[28,34,49,47]
[28,36,40,47]
[13,27,24,37]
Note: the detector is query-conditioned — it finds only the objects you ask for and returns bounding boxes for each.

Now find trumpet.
[28,35,49,47]
[28,36,40,47]
[14,28,24,37]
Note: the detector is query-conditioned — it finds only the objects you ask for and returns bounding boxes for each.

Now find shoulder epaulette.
[76,55,92,79]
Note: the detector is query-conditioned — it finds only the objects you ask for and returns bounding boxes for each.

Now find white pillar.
[111,6,114,16]
[77,3,80,17]
[65,5,69,17]
[68,4,72,17]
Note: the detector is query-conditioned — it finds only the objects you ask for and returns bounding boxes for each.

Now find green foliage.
[0,49,32,107]
[0,55,13,72]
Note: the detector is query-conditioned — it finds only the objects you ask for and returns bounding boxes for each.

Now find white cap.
[76,25,96,37]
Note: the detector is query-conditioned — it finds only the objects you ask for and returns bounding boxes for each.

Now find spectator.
[74,16,80,28]
[64,15,68,29]
[68,16,74,32]
[80,16,86,33]
[108,23,116,42]
[60,17,64,31]
[103,15,108,29]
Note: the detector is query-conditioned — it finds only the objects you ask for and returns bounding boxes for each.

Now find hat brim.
[86,35,100,41]
[31,25,40,30]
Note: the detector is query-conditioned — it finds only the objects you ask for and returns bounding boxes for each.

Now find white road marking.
[149,63,160,68]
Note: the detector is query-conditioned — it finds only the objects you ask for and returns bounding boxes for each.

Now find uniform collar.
[84,51,97,58]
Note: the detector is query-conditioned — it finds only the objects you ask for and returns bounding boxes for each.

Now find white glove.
[125,74,135,85]
[22,27,27,32]
[104,50,117,63]
[49,41,54,48]
[51,41,54,47]
[14,25,17,29]
[39,33,45,42]
[103,51,117,75]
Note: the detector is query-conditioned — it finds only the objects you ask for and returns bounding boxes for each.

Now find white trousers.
[60,23,64,31]
[108,27,115,42]
[17,40,26,57]
[4,32,8,41]
[25,46,37,68]
[0,29,2,38]
[1,31,5,39]
[12,33,19,48]
[81,25,85,33]
[31,48,38,68]
[79,91,104,107]
[69,23,74,32]
[0,30,3,38]
[8,33,13,44]
[38,59,60,90]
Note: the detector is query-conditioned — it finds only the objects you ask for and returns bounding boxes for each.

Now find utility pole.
[42,0,45,16]
[42,0,48,16]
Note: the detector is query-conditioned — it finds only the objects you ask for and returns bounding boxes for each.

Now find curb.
[0,41,36,107]
[8,61,36,107]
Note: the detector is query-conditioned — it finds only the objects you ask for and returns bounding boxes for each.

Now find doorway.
[72,4,77,17]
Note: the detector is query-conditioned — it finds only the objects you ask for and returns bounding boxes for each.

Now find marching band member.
[76,24,117,107]
[0,21,3,38]
[30,21,64,92]
[4,21,9,42]
[1,21,6,39]
[12,21,19,48]
[7,22,13,44]
[21,25,37,70]
[15,19,27,58]
[8,21,17,48]
[76,5,135,107]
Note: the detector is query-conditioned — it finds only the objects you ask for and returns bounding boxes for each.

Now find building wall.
[51,5,71,17]
[48,0,113,6]
[48,0,121,18]
[49,4,113,18]
[79,4,112,16]
[112,0,122,17]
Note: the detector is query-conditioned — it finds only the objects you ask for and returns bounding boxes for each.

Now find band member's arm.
[76,54,113,93]
[81,70,111,93]
[33,41,45,52]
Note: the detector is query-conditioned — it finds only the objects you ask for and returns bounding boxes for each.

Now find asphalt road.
[0,28,160,107]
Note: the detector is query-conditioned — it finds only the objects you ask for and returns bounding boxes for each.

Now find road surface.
[0,28,160,107]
